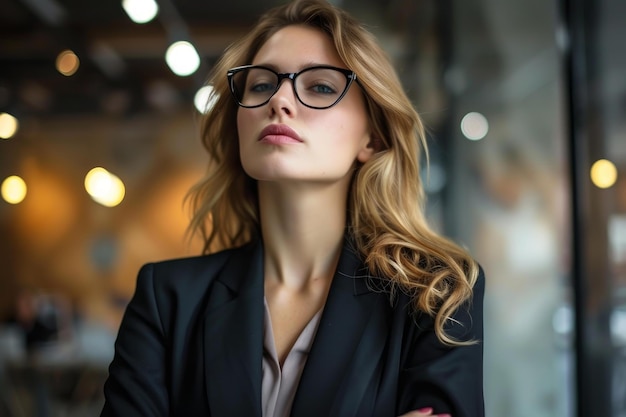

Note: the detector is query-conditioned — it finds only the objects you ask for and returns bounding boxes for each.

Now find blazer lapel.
[203,240,264,417]
[291,239,392,417]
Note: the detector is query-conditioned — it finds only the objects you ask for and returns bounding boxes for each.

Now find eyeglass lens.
[231,67,350,108]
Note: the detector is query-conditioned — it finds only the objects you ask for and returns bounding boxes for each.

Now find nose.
[267,79,297,116]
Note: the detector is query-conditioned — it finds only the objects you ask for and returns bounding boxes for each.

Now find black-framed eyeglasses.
[226,65,357,110]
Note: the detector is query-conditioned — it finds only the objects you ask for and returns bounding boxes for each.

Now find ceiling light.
[1,175,27,204]
[0,112,19,139]
[56,50,80,76]
[85,167,126,207]
[165,41,201,77]
[122,0,159,24]
[194,85,218,114]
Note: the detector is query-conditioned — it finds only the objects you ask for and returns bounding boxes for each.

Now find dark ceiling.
[0,0,290,117]
[0,0,439,120]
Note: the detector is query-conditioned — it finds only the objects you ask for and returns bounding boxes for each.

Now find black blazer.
[101,237,485,417]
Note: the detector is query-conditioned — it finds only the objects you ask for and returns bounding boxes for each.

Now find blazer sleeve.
[396,267,485,417]
[101,263,169,417]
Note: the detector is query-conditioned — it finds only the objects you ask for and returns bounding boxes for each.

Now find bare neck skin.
[258,178,350,290]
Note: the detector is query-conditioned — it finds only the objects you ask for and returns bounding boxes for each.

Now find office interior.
[0,0,624,416]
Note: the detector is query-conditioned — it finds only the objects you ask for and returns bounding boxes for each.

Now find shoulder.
[135,242,255,294]
[471,263,486,299]
[125,242,259,329]
[392,261,485,338]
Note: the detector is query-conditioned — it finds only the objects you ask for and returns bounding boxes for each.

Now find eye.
[301,78,339,95]
[249,82,276,93]
[244,69,278,94]
[298,68,344,96]
[311,84,336,94]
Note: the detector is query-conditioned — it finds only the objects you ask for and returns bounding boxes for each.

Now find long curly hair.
[187,0,479,345]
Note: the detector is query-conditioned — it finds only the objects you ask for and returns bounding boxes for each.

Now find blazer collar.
[203,240,265,417]
[291,238,392,417]
[202,236,390,417]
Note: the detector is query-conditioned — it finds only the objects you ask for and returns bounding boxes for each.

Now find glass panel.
[446,1,574,416]
[593,0,626,415]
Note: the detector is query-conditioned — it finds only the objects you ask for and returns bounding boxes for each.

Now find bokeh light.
[56,50,80,76]
[590,159,618,189]
[1,175,27,204]
[165,41,201,77]
[122,0,159,24]
[194,85,218,114]
[0,112,19,139]
[460,112,489,141]
[84,167,126,207]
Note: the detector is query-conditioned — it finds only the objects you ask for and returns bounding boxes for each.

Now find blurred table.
[5,354,108,417]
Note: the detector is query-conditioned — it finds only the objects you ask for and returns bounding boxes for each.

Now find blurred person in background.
[13,288,72,354]
[101,1,485,416]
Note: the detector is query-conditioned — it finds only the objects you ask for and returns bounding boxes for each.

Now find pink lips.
[258,124,303,144]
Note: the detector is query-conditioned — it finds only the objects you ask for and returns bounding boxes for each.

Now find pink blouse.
[261,299,323,417]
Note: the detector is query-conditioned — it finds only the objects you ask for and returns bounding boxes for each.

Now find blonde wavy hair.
[187,0,479,345]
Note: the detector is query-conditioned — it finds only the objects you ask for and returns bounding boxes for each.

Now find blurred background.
[0,0,624,416]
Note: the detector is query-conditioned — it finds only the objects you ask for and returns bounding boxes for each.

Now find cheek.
[333,95,370,144]
[332,111,370,148]
[236,110,257,174]
[236,110,246,139]
[237,110,256,147]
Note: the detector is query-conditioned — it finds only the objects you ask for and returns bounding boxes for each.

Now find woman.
[101,1,484,416]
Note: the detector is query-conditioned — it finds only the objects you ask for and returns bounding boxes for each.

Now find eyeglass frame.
[226,64,358,110]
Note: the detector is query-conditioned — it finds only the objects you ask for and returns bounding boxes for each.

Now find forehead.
[251,24,345,69]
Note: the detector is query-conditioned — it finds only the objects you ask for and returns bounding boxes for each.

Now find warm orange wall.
[0,110,207,328]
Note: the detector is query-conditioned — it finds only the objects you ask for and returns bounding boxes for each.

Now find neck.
[258,181,349,290]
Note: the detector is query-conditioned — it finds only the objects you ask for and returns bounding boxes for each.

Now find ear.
[356,134,377,163]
